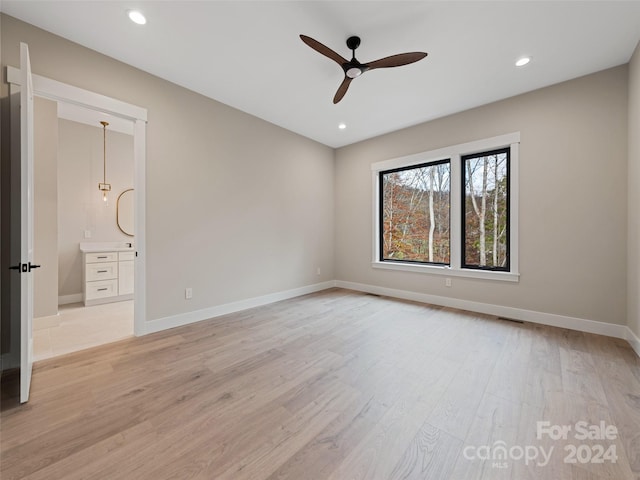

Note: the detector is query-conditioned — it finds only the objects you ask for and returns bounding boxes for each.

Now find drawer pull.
[97,270,108,273]
[97,256,108,259]
[97,288,108,292]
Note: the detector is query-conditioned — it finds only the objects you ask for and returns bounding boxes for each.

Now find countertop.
[80,242,135,253]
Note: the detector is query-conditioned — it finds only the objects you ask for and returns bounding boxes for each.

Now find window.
[372,133,519,282]
[380,160,450,264]
[462,148,510,271]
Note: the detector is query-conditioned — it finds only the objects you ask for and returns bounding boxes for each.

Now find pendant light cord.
[102,121,108,184]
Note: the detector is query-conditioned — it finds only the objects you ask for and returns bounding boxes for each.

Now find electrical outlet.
[445,278,452,287]
[84,230,91,239]
[316,267,321,276]
[185,288,193,299]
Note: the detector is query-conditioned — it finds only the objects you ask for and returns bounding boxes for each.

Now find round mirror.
[117,188,134,236]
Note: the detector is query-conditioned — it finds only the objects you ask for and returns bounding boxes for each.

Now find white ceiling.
[3,1,640,148]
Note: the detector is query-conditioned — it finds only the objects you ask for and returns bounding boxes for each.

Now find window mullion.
[508,141,519,275]
[449,153,461,270]
[372,170,381,264]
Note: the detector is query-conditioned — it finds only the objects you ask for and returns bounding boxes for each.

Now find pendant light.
[98,121,111,202]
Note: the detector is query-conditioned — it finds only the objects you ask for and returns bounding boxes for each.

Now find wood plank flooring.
[1,288,639,479]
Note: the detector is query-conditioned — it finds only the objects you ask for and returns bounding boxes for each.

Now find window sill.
[371,261,520,282]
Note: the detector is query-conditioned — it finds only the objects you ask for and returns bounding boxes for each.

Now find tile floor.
[33,300,134,361]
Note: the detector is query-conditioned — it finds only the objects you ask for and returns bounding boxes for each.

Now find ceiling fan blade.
[367,52,428,70]
[300,34,348,66]
[333,76,352,104]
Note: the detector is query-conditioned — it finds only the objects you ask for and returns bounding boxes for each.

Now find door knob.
[8,262,42,272]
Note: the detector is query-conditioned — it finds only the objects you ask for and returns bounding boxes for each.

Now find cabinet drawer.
[86,262,117,281]
[86,252,117,263]
[85,279,117,300]
[119,251,135,261]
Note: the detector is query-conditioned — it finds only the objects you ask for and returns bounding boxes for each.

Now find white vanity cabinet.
[81,243,134,306]
[118,251,135,296]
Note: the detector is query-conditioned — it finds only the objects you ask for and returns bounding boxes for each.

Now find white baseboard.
[334,280,629,341]
[143,281,336,335]
[34,312,60,322]
[140,278,638,359]
[626,327,640,358]
[58,294,82,305]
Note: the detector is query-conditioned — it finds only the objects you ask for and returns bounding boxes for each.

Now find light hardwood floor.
[1,288,639,479]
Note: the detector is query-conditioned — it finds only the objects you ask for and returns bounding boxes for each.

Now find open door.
[19,42,36,403]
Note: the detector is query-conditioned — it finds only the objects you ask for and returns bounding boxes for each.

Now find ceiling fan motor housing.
[346,36,361,50]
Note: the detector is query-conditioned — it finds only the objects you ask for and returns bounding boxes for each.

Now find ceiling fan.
[300,34,428,104]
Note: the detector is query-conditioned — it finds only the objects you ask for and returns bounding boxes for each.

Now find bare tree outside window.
[380,161,450,264]
[462,149,509,270]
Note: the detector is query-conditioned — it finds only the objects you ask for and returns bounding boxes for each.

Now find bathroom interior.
[33,97,135,360]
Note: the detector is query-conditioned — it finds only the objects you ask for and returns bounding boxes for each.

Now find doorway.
[3,60,146,403]
[7,66,148,349]
[32,100,136,360]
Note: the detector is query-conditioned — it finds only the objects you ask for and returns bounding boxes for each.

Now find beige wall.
[58,119,134,298]
[33,97,58,317]
[1,14,335,322]
[4,13,634,333]
[629,41,640,337]
[335,66,628,325]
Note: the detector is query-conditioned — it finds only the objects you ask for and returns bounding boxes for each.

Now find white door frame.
[7,66,148,336]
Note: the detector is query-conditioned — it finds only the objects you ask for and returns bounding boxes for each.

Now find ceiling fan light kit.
[300,34,428,104]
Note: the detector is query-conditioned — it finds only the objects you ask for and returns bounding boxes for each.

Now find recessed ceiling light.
[128,10,147,25]
[338,123,346,130]
[515,56,531,67]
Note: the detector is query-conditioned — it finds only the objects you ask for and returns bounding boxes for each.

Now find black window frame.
[461,147,510,272]
[379,158,451,266]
